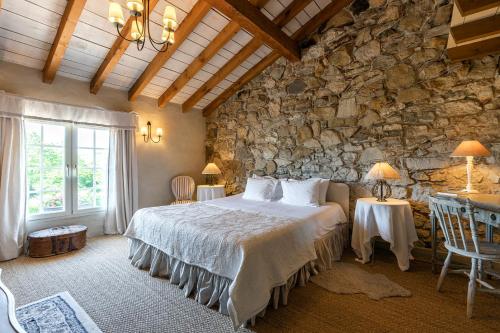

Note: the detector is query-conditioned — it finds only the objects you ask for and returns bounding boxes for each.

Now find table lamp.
[365,162,401,202]
[202,163,221,185]
[451,140,490,193]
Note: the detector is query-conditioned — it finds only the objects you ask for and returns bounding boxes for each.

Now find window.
[76,128,109,211]
[26,122,67,216]
[25,121,110,219]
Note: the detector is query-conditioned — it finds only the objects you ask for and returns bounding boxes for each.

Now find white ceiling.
[0,0,332,109]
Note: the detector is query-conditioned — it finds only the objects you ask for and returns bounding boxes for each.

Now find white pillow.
[252,174,283,200]
[242,178,275,201]
[280,179,321,207]
[310,178,330,205]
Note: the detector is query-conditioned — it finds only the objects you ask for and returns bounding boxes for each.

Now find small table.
[351,198,418,271]
[197,185,225,201]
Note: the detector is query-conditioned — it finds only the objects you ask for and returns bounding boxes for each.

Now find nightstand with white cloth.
[197,185,225,201]
[352,197,418,271]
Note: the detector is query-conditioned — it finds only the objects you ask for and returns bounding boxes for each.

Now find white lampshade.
[156,128,163,137]
[365,162,400,181]
[127,0,144,12]
[451,140,490,157]
[202,163,222,175]
[131,20,144,41]
[161,29,175,44]
[163,5,178,31]
[108,2,125,26]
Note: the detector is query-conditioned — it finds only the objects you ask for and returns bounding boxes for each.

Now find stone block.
[353,40,380,63]
[359,147,384,164]
[386,64,416,90]
[405,157,449,171]
[337,97,358,118]
[320,130,342,147]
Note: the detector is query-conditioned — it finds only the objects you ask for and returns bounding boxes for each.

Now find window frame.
[25,121,110,222]
[25,120,72,221]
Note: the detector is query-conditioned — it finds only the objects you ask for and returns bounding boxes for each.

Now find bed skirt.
[128,223,348,326]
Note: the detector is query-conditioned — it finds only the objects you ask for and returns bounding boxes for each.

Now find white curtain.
[105,128,138,234]
[0,117,26,261]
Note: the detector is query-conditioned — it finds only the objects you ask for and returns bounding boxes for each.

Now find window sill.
[27,210,106,223]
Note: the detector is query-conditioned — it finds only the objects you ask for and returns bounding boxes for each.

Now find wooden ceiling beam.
[90,0,160,94]
[455,0,500,16]
[202,0,353,117]
[450,14,500,44]
[43,0,87,83]
[447,35,500,61]
[203,0,300,62]
[127,1,212,101]
[157,22,240,107]
[182,0,313,112]
[156,0,270,108]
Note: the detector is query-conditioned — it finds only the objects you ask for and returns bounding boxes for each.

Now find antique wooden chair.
[170,176,196,205]
[429,197,500,318]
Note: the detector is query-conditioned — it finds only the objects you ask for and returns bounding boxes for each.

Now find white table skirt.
[197,185,225,201]
[351,198,418,271]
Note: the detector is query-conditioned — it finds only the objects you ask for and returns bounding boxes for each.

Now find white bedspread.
[124,196,347,329]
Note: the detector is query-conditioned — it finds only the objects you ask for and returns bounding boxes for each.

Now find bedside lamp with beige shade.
[365,162,401,202]
[202,163,221,185]
[451,140,491,193]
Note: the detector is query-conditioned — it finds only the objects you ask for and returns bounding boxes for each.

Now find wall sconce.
[140,121,162,143]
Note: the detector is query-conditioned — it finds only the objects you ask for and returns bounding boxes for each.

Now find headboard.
[326,182,350,221]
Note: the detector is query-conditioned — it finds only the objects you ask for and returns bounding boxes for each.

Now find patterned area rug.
[16,292,102,333]
[311,262,412,300]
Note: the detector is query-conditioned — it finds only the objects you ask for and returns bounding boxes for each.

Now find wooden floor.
[253,249,499,333]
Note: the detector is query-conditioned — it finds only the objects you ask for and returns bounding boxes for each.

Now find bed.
[124,182,349,329]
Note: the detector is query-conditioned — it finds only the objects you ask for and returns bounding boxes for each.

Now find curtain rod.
[0,90,138,116]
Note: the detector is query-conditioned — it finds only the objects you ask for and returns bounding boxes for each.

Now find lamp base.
[206,175,216,186]
[371,180,392,202]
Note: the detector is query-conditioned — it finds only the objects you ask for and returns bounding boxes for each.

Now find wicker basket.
[27,225,87,258]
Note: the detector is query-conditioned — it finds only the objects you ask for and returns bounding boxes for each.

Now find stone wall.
[205,0,500,246]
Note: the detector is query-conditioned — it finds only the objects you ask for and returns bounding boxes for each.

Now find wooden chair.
[429,197,500,318]
[0,270,25,333]
[170,176,196,205]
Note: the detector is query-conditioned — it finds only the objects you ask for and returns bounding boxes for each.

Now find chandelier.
[108,1,177,52]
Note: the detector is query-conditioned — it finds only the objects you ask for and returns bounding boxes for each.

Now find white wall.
[0,62,206,237]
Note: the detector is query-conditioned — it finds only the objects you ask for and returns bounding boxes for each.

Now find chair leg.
[478,259,484,289]
[437,251,452,292]
[467,258,478,319]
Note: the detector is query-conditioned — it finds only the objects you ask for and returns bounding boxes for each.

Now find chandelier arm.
[149,39,169,53]
[135,15,145,40]
[111,0,175,52]
[136,39,145,51]
[144,1,169,47]
[116,25,136,42]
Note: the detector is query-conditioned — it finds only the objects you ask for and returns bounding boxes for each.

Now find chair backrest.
[171,176,195,201]
[429,196,481,255]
